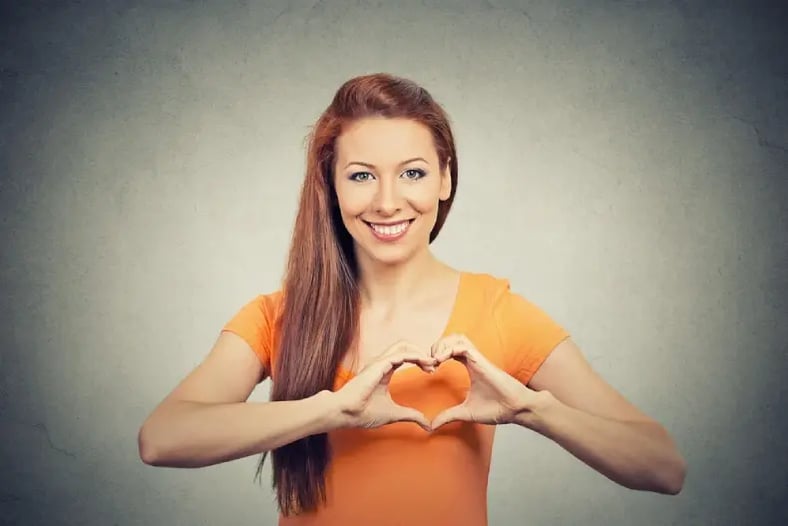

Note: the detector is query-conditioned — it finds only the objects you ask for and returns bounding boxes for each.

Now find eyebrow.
[344,157,429,169]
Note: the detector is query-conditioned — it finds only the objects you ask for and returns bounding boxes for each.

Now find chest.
[341,303,455,375]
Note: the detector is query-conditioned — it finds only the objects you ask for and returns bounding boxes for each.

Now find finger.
[422,362,437,374]
[430,337,453,362]
[440,336,482,365]
[450,346,476,363]
[431,338,450,363]
[456,335,480,358]
[393,406,433,432]
[374,352,436,384]
[387,350,437,370]
[431,405,466,430]
[379,361,399,386]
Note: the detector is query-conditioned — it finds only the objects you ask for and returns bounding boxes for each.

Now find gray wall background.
[1,1,786,525]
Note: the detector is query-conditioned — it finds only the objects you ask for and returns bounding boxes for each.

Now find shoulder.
[221,289,285,368]
[235,289,284,316]
[461,271,570,382]
[460,269,566,336]
[257,289,285,316]
[460,270,518,308]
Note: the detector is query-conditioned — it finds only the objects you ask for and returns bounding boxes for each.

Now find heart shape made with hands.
[390,333,536,431]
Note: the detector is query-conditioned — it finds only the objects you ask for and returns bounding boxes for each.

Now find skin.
[333,116,452,307]
[137,116,687,496]
[330,116,687,495]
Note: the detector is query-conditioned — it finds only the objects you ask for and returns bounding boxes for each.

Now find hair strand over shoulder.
[254,72,459,517]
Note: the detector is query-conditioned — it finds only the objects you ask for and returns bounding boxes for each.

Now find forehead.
[335,117,436,165]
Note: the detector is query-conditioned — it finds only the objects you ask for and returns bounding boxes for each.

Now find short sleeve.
[494,285,570,385]
[220,292,281,375]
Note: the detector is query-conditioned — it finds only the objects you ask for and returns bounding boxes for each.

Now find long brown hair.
[254,73,459,516]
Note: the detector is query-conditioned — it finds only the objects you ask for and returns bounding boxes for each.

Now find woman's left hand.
[430,333,539,429]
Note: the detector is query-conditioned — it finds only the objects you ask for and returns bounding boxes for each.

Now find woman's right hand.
[332,342,437,432]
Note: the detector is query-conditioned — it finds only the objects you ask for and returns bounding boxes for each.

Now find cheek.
[408,184,443,213]
[336,189,368,220]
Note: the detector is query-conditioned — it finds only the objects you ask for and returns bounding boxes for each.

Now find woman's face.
[333,117,451,267]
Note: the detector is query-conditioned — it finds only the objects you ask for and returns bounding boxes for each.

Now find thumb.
[392,405,433,432]
[431,405,466,430]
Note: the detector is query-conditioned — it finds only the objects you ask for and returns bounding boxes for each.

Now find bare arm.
[137,332,343,468]
[521,338,687,494]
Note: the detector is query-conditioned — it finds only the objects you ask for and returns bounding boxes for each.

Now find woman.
[138,73,686,525]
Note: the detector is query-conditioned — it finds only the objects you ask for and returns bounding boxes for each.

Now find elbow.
[657,453,687,495]
[137,424,157,466]
[646,423,687,495]
[667,458,687,495]
[138,421,166,467]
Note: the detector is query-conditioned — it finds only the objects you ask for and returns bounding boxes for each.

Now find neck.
[355,247,446,309]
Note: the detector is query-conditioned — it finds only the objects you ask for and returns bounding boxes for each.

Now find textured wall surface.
[1,1,786,525]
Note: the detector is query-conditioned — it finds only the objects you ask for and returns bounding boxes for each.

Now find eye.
[402,168,426,180]
[349,172,374,182]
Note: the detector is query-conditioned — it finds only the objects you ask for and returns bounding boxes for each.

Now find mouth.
[363,218,415,241]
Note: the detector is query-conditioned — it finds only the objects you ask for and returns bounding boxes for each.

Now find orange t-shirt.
[222,271,570,526]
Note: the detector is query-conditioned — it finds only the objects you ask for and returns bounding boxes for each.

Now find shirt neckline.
[336,270,467,381]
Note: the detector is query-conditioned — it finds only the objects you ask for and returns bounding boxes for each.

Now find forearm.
[517,391,686,494]
[138,390,342,468]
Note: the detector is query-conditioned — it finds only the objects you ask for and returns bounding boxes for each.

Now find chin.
[353,236,427,267]
[356,244,414,267]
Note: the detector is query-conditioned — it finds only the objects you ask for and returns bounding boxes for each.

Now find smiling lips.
[365,219,414,241]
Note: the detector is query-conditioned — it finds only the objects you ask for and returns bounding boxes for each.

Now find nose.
[372,177,401,215]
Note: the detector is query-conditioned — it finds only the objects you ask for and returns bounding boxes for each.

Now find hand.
[333,341,437,432]
[430,333,537,429]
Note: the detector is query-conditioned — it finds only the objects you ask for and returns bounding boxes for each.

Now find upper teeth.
[371,221,409,235]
